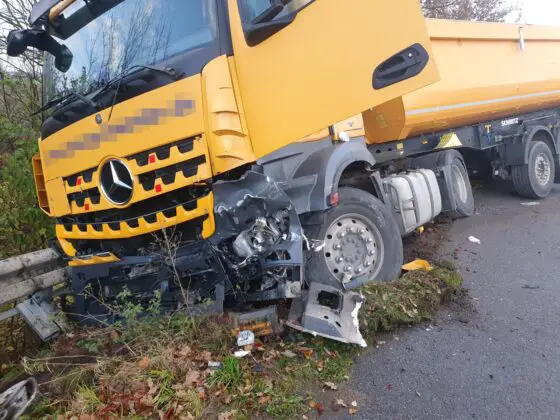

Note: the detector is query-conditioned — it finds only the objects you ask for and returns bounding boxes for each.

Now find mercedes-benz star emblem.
[99,159,134,205]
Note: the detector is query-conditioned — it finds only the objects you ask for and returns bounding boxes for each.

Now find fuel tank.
[364,19,560,144]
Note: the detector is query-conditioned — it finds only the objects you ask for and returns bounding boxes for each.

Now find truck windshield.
[43,0,217,104]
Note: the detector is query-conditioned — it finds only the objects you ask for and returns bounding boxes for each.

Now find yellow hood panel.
[40,75,205,181]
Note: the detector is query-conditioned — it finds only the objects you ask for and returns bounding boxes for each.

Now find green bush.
[0,129,53,258]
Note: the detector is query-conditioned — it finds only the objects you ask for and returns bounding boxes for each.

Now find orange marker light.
[329,192,340,206]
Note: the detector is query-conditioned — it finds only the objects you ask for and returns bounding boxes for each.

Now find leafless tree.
[421,0,521,22]
[0,0,41,126]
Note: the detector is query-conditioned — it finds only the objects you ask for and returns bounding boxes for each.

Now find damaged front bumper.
[56,171,367,345]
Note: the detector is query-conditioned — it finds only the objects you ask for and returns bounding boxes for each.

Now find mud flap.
[286,283,367,347]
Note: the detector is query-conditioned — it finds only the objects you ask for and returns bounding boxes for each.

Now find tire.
[512,141,555,199]
[304,187,403,290]
[450,156,475,218]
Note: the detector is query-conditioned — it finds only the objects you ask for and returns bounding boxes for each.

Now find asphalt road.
[330,182,560,420]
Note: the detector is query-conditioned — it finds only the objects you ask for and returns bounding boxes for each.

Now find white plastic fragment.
[234,350,250,358]
[351,294,367,348]
[468,236,481,244]
[208,361,222,370]
[237,330,255,347]
[521,202,540,206]
[313,241,326,252]
[281,350,297,358]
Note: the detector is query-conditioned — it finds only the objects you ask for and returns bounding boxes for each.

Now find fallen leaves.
[179,346,192,357]
[197,350,212,362]
[349,400,359,415]
[218,409,238,420]
[184,370,201,386]
[258,394,272,405]
[20,260,465,420]
[309,400,325,415]
[296,347,314,358]
[138,356,150,370]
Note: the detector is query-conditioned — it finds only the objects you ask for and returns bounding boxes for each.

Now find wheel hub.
[535,153,551,186]
[323,214,382,284]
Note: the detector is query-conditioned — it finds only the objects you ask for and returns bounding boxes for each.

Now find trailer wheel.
[512,141,555,199]
[450,157,475,218]
[304,187,403,290]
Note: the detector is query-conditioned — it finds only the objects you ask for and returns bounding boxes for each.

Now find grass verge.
[3,264,462,419]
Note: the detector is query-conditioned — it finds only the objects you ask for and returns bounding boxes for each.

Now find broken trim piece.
[286,283,367,347]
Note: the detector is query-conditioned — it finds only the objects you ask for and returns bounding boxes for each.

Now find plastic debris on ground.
[402,259,434,272]
[521,201,540,206]
[281,350,297,358]
[231,306,279,338]
[208,361,222,370]
[237,330,255,347]
[234,350,251,358]
[468,236,481,244]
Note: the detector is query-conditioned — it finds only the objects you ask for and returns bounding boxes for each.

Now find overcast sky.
[511,0,560,25]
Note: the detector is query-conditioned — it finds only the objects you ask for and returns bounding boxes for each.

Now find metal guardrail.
[0,248,67,308]
[0,248,69,342]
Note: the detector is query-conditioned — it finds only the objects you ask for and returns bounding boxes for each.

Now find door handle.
[373,43,430,89]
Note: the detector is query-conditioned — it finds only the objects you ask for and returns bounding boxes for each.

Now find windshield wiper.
[93,64,182,122]
[92,64,181,103]
[32,90,98,116]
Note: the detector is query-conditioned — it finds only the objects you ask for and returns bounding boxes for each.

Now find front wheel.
[304,187,403,290]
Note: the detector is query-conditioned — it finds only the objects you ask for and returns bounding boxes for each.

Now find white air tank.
[385,169,442,234]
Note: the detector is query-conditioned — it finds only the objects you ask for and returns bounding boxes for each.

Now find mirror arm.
[7,29,73,72]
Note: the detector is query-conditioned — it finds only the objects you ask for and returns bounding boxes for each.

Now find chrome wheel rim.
[535,153,551,186]
[323,213,384,285]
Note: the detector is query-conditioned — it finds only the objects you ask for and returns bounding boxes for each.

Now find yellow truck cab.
[7,0,560,344]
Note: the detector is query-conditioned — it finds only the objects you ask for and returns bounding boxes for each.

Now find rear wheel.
[304,187,403,290]
[512,141,555,199]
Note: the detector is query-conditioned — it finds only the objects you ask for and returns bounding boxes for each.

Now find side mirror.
[6,30,28,56]
[7,29,73,73]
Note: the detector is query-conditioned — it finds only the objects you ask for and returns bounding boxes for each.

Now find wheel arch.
[259,139,376,214]
[306,140,376,210]
[337,160,380,199]
[525,126,557,163]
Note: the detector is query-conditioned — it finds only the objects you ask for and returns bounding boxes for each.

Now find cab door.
[229,0,440,158]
